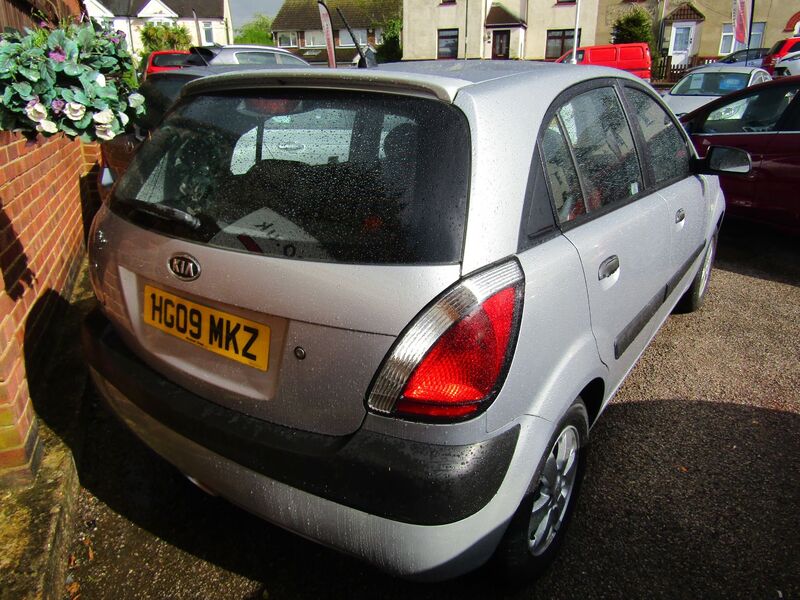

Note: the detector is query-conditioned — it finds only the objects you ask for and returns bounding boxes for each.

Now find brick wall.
[0,132,98,486]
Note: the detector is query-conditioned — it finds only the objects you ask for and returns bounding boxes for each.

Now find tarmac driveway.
[63,220,800,599]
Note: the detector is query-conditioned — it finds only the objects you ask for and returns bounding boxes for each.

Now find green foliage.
[0,18,145,141]
[611,7,654,48]
[139,22,191,54]
[234,14,274,46]
[376,18,401,63]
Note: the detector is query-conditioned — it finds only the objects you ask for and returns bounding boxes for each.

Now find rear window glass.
[111,90,471,265]
[768,40,786,55]
[151,53,187,67]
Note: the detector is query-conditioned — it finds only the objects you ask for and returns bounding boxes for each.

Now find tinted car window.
[541,117,585,223]
[671,72,750,96]
[693,85,799,134]
[235,51,278,65]
[624,87,690,184]
[112,91,471,265]
[151,53,188,67]
[277,54,309,66]
[558,87,642,210]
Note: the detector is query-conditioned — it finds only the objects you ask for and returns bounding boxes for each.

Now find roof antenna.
[336,7,376,68]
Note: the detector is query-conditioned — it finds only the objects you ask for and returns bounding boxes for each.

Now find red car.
[142,50,190,79]
[680,76,800,231]
[556,42,652,80]
[761,37,800,75]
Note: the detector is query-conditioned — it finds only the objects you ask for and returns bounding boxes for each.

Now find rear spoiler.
[180,69,467,103]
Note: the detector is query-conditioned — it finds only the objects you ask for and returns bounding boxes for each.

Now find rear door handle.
[598,255,620,280]
[675,208,686,223]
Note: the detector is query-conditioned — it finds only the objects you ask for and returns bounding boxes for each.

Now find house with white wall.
[84,0,234,55]
[402,0,598,61]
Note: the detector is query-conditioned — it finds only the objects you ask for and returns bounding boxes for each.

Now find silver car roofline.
[180,68,470,103]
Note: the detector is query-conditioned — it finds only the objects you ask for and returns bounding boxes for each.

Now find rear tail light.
[367,260,524,421]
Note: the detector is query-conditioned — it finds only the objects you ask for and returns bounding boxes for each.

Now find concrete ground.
[56,219,799,599]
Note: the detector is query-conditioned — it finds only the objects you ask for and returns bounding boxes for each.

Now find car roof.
[679,74,800,121]
[687,64,767,74]
[182,60,639,104]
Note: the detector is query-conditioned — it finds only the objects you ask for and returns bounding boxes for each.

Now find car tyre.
[492,398,589,583]
[675,232,718,314]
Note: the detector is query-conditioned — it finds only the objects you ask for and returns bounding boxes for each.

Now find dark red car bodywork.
[680,77,800,232]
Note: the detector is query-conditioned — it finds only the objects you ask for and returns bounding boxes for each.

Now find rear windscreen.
[111,90,471,264]
[151,53,187,67]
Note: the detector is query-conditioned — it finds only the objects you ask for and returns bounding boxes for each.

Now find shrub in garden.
[0,17,144,142]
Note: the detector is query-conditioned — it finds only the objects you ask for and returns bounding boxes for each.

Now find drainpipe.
[192,9,202,45]
[745,0,755,65]
[463,0,469,59]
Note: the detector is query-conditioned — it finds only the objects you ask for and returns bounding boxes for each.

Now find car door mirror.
[692,146,752,175]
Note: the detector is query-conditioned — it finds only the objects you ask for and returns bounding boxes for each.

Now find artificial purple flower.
[51,98,66,115]
[109,36,120,44]
[26,97,40,109]
[48,46,66,62]
[117,30,126,38]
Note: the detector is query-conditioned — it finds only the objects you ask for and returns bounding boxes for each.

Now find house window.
[305,29,326,47]
[374,28,383,44]
[339,28,368,46]
[149,18,174,25]
[546,29,581,60]
[438,29,459,59]
[719,22,765,55]
[202,21,213,45]
[277,31,298,47]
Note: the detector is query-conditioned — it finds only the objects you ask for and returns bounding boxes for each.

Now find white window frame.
[339,28,367,47]
[277,31,298,48]
[719,22,766,55]
[202,21,213,45]
[304,29,326,47]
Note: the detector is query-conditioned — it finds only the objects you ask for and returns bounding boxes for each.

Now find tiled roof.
[272,0,400,31]
[98,0,223,19]
[485,4,525,28]
[664,2,705,23]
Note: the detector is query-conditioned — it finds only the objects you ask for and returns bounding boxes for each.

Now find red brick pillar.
[0,132,95,486]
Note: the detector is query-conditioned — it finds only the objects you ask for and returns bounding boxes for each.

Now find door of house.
[492,30,510,60]
[669,22,695,67]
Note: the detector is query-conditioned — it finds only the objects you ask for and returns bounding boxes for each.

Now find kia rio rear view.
[83,62,744,581]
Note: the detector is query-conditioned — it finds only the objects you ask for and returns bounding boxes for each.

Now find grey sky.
[229,0,284,30]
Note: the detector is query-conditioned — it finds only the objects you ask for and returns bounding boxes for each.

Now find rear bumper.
[83,309,552,579]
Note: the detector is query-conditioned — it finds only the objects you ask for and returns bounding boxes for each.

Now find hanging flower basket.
[0,18,145,142]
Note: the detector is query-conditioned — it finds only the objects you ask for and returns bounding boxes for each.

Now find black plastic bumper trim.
[82,309,519,526]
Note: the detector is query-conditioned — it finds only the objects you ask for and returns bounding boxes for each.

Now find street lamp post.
[571,0,582,63]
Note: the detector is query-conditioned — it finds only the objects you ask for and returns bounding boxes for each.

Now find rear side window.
[151,53,187,67]
[541,117,585,223]
[557,87,642,210]
[112,91,471,265]
[788,41,800,54]
[235,52,277,65]
[624,87,690,184]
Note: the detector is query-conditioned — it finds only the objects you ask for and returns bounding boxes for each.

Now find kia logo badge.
[168,254,201,281]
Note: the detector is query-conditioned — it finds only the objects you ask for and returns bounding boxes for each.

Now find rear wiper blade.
[118,198,201,229]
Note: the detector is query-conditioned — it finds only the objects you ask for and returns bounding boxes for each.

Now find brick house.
[1,1,101,486]
[272,0,401,66]
[83,0,235,55]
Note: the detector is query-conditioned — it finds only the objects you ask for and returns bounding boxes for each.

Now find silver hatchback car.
[83,61,748,581]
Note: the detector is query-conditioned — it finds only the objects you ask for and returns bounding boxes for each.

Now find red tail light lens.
[367,260,524,421]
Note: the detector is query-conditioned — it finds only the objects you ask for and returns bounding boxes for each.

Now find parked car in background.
[98,63,312,201]
[761,37,800,75]
[681,76,800,231]
[556,42,651,80]
[185,44,310,67]
[663,65,771,116]
[685,48,769,74]
[84,61,748,582]
[141,50,189,79]
[774,51,800,77]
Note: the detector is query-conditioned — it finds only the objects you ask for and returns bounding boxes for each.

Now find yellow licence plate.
[143,285,270,371]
